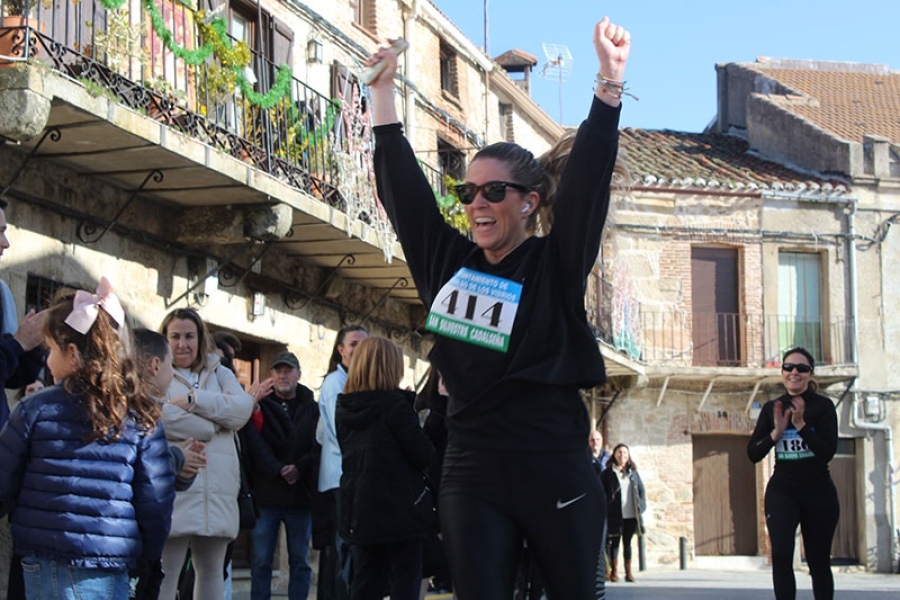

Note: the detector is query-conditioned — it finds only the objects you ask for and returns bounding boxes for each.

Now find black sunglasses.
[452,181,531,205]
[782,363,812,374]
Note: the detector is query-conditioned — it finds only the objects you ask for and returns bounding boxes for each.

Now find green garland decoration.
[144,1,216,64]
[236,63,293,110]
[96,0,292,108]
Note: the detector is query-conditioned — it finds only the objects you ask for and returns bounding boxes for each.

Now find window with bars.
[437,137,465,184]
[439,39,459,98]
[25,275,84,314]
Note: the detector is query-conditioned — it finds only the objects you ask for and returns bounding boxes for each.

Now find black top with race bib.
[747,389,838,482]
[374,98,622,453]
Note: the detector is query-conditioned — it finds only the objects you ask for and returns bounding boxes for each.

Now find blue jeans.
[20,556,129,600]
[251,505,312,600]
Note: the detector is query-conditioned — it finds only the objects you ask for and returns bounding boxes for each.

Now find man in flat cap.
[241,351,319,599]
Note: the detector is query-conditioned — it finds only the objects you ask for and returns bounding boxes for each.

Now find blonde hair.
[343,336,403,394]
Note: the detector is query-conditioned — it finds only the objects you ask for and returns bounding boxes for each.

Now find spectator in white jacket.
[157,308,253,600]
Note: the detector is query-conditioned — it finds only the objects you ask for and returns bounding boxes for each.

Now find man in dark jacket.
[242,351,319,600]
[589,429,611,475]
[0,199,45,431]
[1,199,46,600]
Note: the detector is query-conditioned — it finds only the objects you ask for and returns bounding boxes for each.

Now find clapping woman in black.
[748,347,839,599]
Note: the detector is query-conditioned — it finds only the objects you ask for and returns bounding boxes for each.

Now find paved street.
[594,568,899,599]
[233,566,899,599]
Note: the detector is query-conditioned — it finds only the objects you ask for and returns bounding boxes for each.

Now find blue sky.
[432,1,899,132]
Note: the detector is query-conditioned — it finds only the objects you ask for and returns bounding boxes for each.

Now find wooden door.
[801,439,858,563]
[693,435,757,555]
[691,247,741,366]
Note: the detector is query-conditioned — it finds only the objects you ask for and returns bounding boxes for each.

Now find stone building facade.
[599,58,899,573]
[0,0,564,591]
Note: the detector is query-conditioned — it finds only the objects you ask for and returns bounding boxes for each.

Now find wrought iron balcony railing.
[0,0,384,212]
[586,273,854,368]
[593,305,854,369]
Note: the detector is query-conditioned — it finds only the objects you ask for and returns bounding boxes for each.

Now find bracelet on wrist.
[594,73,639,101]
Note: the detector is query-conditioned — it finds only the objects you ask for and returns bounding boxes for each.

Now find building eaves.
[620,128,848,194]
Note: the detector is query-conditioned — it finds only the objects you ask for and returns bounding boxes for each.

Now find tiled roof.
[619,128,847,193]
[746,59,900,144]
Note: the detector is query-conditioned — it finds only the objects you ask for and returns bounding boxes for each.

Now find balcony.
[0,0,420,308]
[587,277,858,389]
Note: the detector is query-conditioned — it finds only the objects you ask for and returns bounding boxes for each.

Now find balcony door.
[691,247,740,366]
[777,252,823,359]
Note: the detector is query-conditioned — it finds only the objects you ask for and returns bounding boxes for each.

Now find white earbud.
[522,204,531,214]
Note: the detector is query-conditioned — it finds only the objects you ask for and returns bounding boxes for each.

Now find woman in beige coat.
[158,308,254,600]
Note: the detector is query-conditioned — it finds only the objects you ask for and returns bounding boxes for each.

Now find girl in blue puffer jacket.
[0,278,175,599]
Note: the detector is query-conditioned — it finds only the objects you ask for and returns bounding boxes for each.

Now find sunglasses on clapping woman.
[452,181,531,205]
[782,363,813,374]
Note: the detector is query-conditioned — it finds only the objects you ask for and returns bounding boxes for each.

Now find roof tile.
[745,62,900,144]
[619,128,846,191]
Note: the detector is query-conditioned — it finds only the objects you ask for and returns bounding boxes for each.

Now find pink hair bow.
[64,277,125,334]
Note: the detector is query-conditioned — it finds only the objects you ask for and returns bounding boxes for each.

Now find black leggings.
[607,518,638,562]
[439,445,607,600]
[350,540,422,600]
[765,474,839,600]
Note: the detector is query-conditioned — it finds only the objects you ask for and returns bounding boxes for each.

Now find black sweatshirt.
[374,97,620,453]
[747,389,838,482]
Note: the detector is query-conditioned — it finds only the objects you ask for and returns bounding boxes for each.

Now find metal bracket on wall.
[216,242,274,289]
[598,389,623,425]
[358,277,409,327]
[164,243,256,309]
[0,127,61,199]
[76,170,164,244]
[284,253,356,311]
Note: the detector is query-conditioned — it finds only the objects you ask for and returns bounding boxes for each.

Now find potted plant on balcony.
[1,0,39,67]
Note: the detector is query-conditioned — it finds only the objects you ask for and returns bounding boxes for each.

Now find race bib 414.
[426,268,522,352]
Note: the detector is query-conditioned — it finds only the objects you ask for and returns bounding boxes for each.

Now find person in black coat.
[241,351,319,600]
[414,368,451,595]
[601,443,646,583]
[336,337,435,600]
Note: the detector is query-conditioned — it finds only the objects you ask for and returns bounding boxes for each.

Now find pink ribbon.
[64,277,125,334]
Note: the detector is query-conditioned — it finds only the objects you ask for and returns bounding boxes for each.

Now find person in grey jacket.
[158,308,253,600]
[601,443,646,583]
[0,281,174,598]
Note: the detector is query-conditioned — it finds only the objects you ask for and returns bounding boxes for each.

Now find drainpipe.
[483,0,490,143]
[403,0,420,148]
[848,199,859,364]
[850,397,897,572]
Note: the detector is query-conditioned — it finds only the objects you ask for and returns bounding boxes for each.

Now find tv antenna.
[540,43,572,123]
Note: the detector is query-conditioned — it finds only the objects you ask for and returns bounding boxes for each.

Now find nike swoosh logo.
[556,493,586,509]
